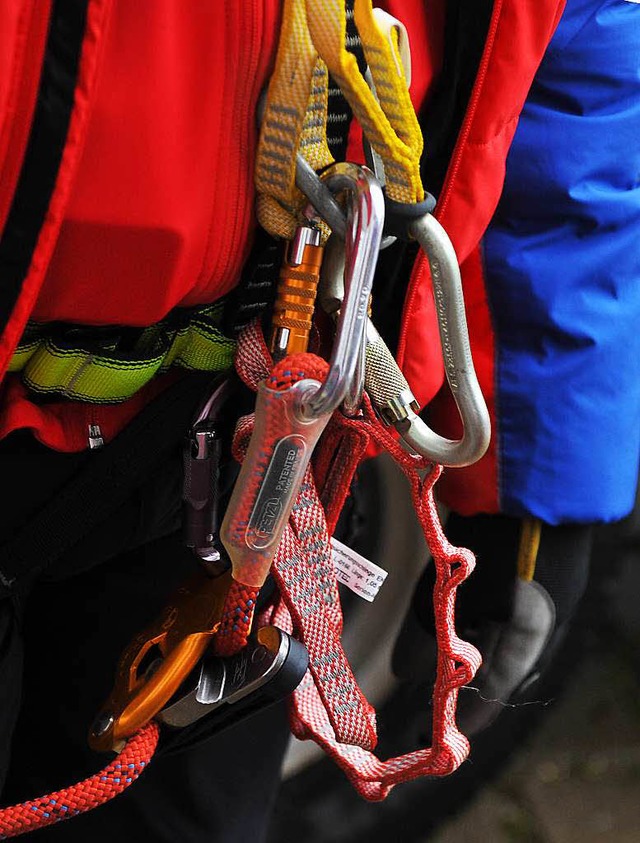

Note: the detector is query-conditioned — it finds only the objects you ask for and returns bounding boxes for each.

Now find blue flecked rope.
[0,723,159,838]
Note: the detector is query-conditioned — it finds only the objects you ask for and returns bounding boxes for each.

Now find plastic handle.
[220,379,331,588]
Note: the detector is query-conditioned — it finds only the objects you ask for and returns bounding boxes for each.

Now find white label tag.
[331,538,388,603]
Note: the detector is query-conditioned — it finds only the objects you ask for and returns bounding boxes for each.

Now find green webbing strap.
[8,304,236,403]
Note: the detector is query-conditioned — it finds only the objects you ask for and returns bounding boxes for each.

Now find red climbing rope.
[214,351,329,658]
[0,723,159,839]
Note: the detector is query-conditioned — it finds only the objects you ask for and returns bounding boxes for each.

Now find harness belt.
[7,303,235,403]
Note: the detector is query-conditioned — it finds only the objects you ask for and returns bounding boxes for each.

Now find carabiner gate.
[300,162,384,420]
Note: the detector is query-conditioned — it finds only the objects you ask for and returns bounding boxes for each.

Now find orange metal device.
[89,569,233,752]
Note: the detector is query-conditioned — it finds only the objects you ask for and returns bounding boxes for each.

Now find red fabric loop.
[219,320,482,798]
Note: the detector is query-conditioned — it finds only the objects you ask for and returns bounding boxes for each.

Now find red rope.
[0,723,159,838]
[215,352,330,657]
[214,580,260,657]
[226,322,482,800]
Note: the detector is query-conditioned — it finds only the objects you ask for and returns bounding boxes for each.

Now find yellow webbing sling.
[256,0,424,239]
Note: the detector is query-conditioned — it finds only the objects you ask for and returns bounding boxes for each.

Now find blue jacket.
[477,0,640,523]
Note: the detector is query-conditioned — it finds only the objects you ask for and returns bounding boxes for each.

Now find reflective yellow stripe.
[9,305,235,404]
[22,343,167,403]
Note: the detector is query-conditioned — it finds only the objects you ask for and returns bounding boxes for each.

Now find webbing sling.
[256,0,424,239]
[7,304,234,403]
[214,322,481,799]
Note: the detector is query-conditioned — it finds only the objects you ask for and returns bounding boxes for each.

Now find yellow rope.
[517,518,542,582]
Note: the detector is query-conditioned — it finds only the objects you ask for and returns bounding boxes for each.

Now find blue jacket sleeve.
[483,0,640,523]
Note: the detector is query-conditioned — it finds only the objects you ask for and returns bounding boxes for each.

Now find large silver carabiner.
[318,213,490,468]
[401,214,490,466]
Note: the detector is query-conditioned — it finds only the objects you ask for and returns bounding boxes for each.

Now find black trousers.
[0,433,290,842]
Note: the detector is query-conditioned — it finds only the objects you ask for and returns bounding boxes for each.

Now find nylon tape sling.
[213,321,480,799]
[256,0,425,240]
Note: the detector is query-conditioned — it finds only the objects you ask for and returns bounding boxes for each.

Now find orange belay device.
[88,569,234,753]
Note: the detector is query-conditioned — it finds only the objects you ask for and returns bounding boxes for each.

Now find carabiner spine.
[405,213,491,467]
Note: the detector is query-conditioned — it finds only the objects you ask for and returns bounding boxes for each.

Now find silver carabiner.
[401,213,490,467]
[319,214,490,468]
[299,162,384,420]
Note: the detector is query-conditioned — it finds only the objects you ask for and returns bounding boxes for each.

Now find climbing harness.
[0,1,491,835]
[7,302,235,403]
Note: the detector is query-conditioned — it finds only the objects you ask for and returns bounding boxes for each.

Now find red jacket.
[0,0,563,454]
